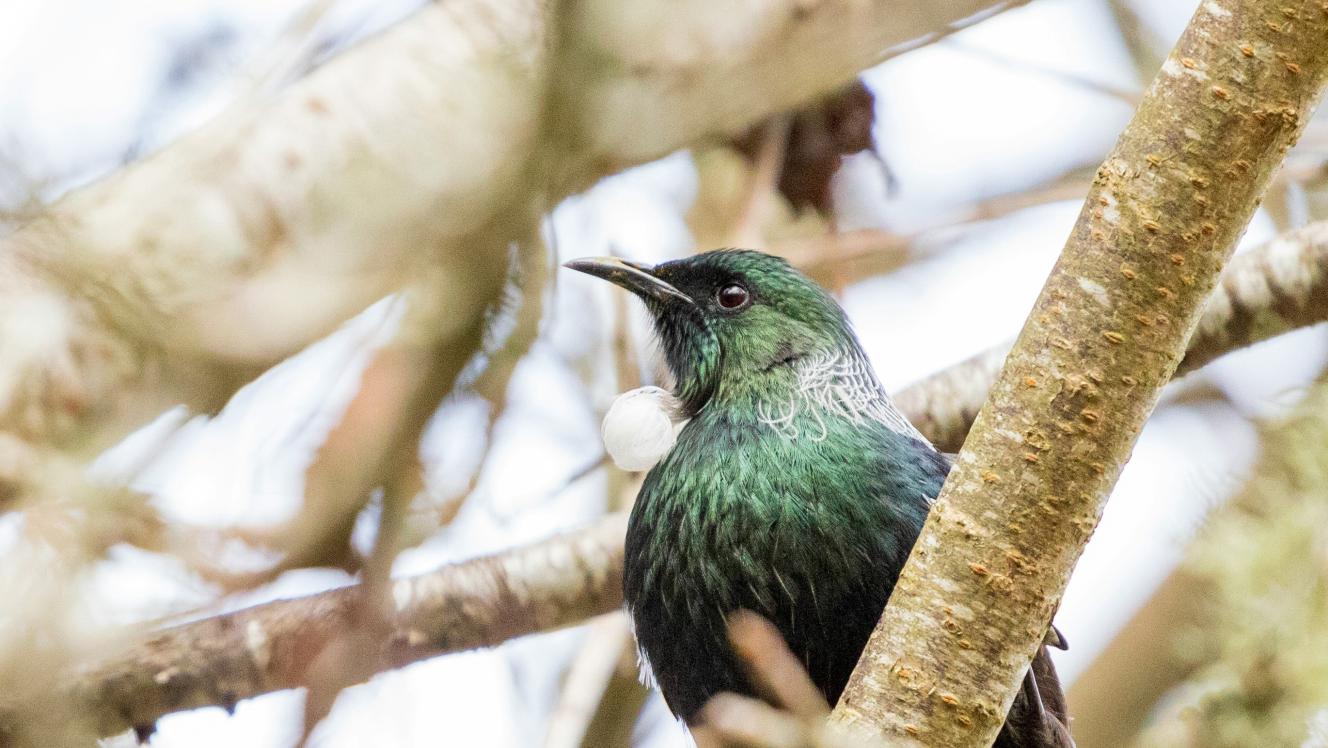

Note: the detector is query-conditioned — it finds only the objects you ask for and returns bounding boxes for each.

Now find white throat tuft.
[601,386,688,472]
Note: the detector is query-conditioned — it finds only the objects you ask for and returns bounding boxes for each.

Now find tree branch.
[897,217,1328,452]
[0,513,628,743]
[831,1,1328,744]
[1182,219,1328,373]
[692,613,884,748]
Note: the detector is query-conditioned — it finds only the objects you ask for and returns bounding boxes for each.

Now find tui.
[566,249,1073,747]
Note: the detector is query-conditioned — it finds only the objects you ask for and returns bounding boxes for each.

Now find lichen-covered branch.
[1182,219,1328,373]
[896,218,1328,452]
[831,1,1328,744]
[1135,374,1328,748]
[0,513,628,743]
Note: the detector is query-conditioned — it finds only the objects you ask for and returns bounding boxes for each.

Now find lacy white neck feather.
[755,350,926,444]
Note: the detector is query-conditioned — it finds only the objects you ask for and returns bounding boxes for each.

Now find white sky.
[2,1,1325,746]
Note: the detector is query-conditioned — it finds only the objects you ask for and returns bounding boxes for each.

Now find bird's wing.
[1045,624,1068,650]
[999,645,1075,748]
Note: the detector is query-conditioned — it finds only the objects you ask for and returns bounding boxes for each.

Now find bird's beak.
[563,256,693,305]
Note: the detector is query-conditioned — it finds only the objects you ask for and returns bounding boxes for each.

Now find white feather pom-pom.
[601,386,686,472]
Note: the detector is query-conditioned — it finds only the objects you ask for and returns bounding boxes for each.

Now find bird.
[565,249,1073,748]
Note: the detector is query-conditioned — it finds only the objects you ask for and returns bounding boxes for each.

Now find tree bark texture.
[899,218,1328,453]
[831,1,1328,745]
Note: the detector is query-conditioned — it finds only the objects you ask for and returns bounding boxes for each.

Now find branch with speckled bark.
[831,0,1328,744]
[897,218,1328,452]
[0,513,627,744]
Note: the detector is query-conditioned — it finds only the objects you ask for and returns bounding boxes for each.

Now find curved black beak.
[563,256,693,305]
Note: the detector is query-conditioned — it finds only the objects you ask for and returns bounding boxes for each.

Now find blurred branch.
[192,250,511,588]
[691,613,882,748]
[729,116,792,248]
[776,167,1095,285]
[1135,372,1328,747]
[897,218,1328,452]
[873,0,1035,63]
[541,287,649,748]
[832,0,1328,742]
[695,695,884,748]
[1,513,629,743]
[1107,0,1167,82]
[1183,220,1328,373]
[295,240,550,743]
[945,39,1141,105]
[0,0,1027,467]
[543,613,646,748]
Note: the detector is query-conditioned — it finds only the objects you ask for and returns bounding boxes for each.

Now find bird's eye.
[715,283,750,310]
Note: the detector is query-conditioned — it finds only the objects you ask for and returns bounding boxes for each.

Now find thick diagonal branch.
[898,220,1328,452]
[831,1,1328,744]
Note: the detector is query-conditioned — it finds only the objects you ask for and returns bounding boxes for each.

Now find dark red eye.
[716,284,750,310]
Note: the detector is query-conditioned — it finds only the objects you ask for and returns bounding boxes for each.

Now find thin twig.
[876,0,1036,64]
[730,116,792,248]
[944,39,1141,105]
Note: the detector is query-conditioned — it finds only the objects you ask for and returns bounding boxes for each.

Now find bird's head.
[566,249,859,415]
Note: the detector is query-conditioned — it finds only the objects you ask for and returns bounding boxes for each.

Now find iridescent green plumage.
[566,250,1071,747]
[630,383,942,718]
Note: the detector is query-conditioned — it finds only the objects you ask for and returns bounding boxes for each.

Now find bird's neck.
[708,345,927,444]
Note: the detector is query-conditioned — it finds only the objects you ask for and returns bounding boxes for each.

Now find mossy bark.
[831,1,1328,745]
[1134,375,1328,747]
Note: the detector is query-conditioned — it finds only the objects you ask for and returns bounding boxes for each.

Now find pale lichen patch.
[1077,278,1111,307]
[1163,57,1210,82]
[1099,192,1121,225]
[246,620,271,672]
[392,578,414,613]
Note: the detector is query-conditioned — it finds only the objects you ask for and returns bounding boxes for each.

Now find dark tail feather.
[996,645,1075,748]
